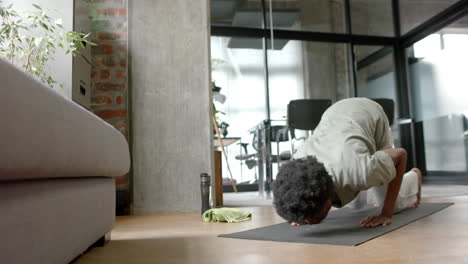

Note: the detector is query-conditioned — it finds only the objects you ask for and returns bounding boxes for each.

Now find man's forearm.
[381,148,407,217]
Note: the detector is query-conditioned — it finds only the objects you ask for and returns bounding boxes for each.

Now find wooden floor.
[75,195,468,264]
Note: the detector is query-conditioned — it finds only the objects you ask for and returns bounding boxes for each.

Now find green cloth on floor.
[202,208,252,223]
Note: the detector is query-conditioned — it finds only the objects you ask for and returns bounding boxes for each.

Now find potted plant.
[0,1,93,89]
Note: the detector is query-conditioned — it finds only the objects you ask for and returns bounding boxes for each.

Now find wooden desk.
[213,137,240,148]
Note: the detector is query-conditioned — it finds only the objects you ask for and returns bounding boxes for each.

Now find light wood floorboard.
[75,196,468,264]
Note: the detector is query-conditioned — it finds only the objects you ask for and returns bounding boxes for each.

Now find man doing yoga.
[273,98,422,228]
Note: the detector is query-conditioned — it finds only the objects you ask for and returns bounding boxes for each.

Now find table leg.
[214,150,223,207]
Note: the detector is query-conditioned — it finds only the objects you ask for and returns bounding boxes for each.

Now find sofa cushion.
[0,58,130,181]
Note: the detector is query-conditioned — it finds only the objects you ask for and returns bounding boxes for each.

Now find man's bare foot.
[409,168,422,208]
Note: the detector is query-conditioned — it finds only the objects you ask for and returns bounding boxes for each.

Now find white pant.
[346,170,419,212]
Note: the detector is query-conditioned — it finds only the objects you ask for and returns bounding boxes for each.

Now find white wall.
[6,0,73,98]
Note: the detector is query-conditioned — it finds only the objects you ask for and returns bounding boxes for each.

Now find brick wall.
[76,0,130,214]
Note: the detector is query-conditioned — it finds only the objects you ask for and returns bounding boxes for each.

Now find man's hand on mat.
[360,215,392,228]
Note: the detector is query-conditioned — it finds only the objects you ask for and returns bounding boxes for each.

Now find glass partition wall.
[211,36,268,192]
[355,45,402,147]
[211,0,468,202]
[350,0,395,36]
[267,41,352,179]
[399,0,460,35]
[406,13,468,180]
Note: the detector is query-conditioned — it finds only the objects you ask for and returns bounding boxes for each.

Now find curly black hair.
[273,156,334,224]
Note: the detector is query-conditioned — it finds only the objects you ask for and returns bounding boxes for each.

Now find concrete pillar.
[129,0,213,213]
[303,42,338,101]
[300,1,351,102]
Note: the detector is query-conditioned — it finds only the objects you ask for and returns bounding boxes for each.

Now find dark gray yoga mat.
[219,203,452,246]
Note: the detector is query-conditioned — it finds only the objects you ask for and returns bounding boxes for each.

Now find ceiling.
[211,0,300,49]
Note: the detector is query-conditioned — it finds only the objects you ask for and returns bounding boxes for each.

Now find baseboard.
[116,189,130,216]
[423,175,468,185]
[223,183,259,192]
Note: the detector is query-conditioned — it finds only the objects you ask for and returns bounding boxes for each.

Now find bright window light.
[443,34,468,51]
[414,34,441,58]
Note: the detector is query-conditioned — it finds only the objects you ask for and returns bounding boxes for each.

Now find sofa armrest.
[0,58,130,181]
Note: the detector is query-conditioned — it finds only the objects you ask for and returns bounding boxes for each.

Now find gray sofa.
[0,58,130,264]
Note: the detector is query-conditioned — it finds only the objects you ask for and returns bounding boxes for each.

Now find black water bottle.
[200,173,211,214]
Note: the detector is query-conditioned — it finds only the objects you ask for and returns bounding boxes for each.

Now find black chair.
[235,134,258,182]
[287,99,332,154]
[371,98,395,126]
[270,125,292,170]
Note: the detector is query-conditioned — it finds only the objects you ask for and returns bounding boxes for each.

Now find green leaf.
[32,4,42,10]
[0,1,96,89]
[39,21,48,30]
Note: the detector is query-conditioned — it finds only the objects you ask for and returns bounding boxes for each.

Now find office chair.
[371,98,395,126]
[270,125,292,171]
[287,99,332,154]
[235,134,258,182]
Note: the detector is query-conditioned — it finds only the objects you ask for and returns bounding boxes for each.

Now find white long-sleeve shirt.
[293,98,396,207]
